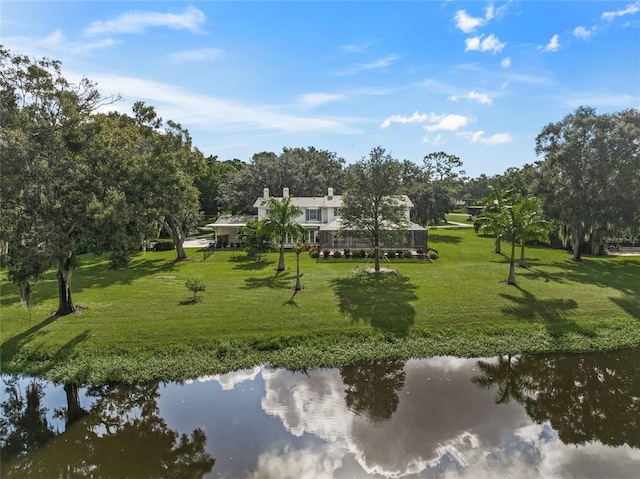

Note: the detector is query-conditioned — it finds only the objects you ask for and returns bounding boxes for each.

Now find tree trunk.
[277,237,286,271]
[164,214,188,261]
[507,241,517,285]
[295,252,302,290]
[19,281,32,309]
[519,241,527,268]
[495,235,501,254]
[571,227,583,262]
[64,383,87,425]
[374,245,381,272]
[56,258,75,316]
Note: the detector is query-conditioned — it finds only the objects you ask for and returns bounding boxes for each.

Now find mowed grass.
[2,227,639,384]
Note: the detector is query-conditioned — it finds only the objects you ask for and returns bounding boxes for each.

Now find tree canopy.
[340,146,409,272]
[535,106,640,260]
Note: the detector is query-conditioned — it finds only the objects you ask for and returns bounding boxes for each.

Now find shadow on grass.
[242,271,294,290]
[547,258,640,296]
[2,253,182,313]
[427,233,463,245]
[610,296,640,321]
[500,285,595,338]
[231,255,273,271]
[282,290,300,308]
[331,272,417,336]
[1,313,90,375]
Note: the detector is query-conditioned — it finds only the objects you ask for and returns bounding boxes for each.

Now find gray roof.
[206,215,257,228]
[254,194,414,209]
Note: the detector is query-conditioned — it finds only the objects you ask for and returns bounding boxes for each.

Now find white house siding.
[254,188,426,250]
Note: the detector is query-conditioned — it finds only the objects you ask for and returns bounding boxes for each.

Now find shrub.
[343,248,351,257]
[416,248,425,258]
[322,249,331,258]
[428,251,438,260]
[185,278,206,301]
[403,250,413,259]
[310,251,320,259]
[333,250,342,258]
[155,239,175,251]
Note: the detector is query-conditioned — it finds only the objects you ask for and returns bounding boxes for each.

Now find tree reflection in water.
[472,349,640,448]
[340,360,406,424]
[0,379,215,478]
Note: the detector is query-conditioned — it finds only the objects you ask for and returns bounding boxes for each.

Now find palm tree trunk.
[295,252,302,290]
[519,240,527,268]
[277,237,286,271]
[507,241,517,284]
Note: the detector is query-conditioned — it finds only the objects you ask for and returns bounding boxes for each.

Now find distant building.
[253,187,427,250]
[466,205,485,216]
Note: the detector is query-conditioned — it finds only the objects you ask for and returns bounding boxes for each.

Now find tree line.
[2,48,639,314]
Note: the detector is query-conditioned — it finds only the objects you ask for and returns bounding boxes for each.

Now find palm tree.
[477,183,513,254]
[516,197,550,268]
[471,355,536,405]
[265,195,303,271]
[482,185,533,284]
[293,239,307,291]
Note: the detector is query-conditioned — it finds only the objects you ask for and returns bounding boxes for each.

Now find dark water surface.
[2,348,639,478]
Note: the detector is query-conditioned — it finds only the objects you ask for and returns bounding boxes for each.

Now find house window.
[306,208,321,222]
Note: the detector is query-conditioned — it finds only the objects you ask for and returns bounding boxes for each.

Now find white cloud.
[381,111,430,128]
[88,73,358,134]
[299,93,347,108]
[465,34,506,54]
[168,48,225,63]
[459,130,513,144]
[333,54,399,76]
[425,114,469,132]
[602,1,640,21]
[539,34,560,52]
[84,6,206,36]
[454,5,495,33]
[6,30,119,56]
[381,112,470,131]
[573,26,593,40]
[449,91,493,105]
[501,56,511,68]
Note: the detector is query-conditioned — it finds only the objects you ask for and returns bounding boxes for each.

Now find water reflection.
[1,380,215,478]
[474,351,640,448]
[1,348,639,478]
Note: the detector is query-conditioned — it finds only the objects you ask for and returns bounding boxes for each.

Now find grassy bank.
[2,227,639,384]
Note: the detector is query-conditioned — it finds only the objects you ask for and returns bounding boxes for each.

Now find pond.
[1,348,639,478]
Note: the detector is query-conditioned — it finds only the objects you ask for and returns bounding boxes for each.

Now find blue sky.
[2,1,639,177]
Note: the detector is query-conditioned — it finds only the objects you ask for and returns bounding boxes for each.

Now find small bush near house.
[322,249,331,258]
[403,250,413,259]
[333,250,342,259]
[416,248,425,258]
[343,248,351,258]
[428,251,438,260]
[155,239,175,251]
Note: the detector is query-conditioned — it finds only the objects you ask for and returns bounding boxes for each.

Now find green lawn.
[2,227,639,384]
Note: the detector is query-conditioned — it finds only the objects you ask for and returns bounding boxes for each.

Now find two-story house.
[254,187,427,251]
